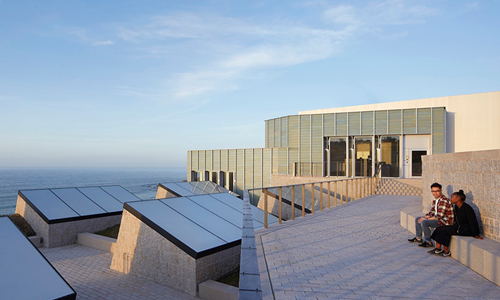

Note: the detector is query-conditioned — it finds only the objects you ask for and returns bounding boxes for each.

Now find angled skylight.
[18,185,142,224]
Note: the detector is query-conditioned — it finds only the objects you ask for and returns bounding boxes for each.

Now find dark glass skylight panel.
[187,195,243,228]
[51,188,106,216]
[19,185,141,223]
[101,186,140,203]
[20,190,79,221]
[77,187,123,212]
[162,197,241,242]
[126,200,227,253]
[0,217,76,300]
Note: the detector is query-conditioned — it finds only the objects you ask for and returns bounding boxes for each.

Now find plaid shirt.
[426,195,454,226]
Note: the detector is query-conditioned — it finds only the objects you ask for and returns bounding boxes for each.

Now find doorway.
[411,150,427,177]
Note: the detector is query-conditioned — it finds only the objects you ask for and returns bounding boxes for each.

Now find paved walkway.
[256,195,500,300]
[41,245,197,300]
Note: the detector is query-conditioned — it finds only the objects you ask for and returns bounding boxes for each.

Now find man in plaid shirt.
[408,182,454,247]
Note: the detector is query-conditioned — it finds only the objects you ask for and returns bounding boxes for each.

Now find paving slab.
[256,195,500,300]
[41,244,197,300]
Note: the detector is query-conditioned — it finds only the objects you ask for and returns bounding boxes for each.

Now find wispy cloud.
[111,1,439,100]
[70,28,115,46]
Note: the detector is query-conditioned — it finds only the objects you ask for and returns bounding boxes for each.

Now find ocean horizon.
[0,167,187,216]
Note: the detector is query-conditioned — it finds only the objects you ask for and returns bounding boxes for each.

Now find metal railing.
[258,176,380,228]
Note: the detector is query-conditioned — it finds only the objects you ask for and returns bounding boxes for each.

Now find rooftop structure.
[15,185,143,247]
[111,192,278,295]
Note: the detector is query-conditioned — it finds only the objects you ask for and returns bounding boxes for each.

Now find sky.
[0,0,499,169]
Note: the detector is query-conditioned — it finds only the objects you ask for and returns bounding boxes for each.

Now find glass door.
[354,137,373,177]
[326,137,347,176]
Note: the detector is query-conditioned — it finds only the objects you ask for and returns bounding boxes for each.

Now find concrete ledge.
[28,235,43,248]
[77,232,116,253]
[400,205,422,235]
[451,236,500,286]
[199,280,238,300]
[401,206,500,287]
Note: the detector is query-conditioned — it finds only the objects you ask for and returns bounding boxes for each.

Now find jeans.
[415,217,439,243]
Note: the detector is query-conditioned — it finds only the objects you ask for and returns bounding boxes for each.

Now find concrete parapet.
[77,232,116,253]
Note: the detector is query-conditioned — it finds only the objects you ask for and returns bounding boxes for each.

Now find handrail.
[251,176,378,229]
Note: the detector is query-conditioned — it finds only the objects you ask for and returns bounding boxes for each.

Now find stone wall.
[16,195,121,248]
[422,149,500,242]
[111,210,240,296]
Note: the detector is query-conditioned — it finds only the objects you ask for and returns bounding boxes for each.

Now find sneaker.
[438,251,451,257]
[418,241,433,247]
[427,248,443,254]
[408,237,422,243]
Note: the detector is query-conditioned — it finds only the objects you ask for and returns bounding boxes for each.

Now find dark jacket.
[454,202,480,237]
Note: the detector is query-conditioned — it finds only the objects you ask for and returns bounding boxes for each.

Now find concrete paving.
[41,244,197,300]
[39,194,500,300]
[256,195,500,300]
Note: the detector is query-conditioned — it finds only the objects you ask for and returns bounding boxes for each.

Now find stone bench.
[401,207,500,286]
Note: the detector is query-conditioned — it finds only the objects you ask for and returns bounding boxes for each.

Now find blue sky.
[0,0,499,168]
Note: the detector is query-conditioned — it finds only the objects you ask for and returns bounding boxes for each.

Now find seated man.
[408,182,454,247]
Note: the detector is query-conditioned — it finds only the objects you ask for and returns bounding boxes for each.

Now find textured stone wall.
[15,196,50,242]
[16,196,121,248]
[111,210,240,296]
[422,149,500,242]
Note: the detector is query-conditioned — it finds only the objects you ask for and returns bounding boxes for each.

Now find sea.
[0,167,187,216]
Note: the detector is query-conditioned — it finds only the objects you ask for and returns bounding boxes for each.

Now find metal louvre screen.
[300,115,311,164]
[220,150,227,170]
[375,110,388,135]
[288,148,298,176]
[199,150,206,171]
[403,109,417,134]
[228,149,236,171]
[189,151,196,171]
[323,113,334,136]
[272,148,279,175]
[388,110,402,134]
[263,149,272,187]
[236,149,244,194]
[417,108,432,134]
[281,117,288,148]
[278,147,288,174]
[213,150,220,170]
[432,107,446,154]
[274,118,281,148]
[336,113,347,136]
[288,115,299,148]
[245,149,253,189]
[265,120,270,148]
[348,112,361,135]
[267,119,274,148]
[253,149,263,188]
[361,111,374,135]
[311,115,323,169]
[206,150,213,171]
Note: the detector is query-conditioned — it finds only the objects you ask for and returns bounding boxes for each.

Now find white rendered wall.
[300,91,500,154]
